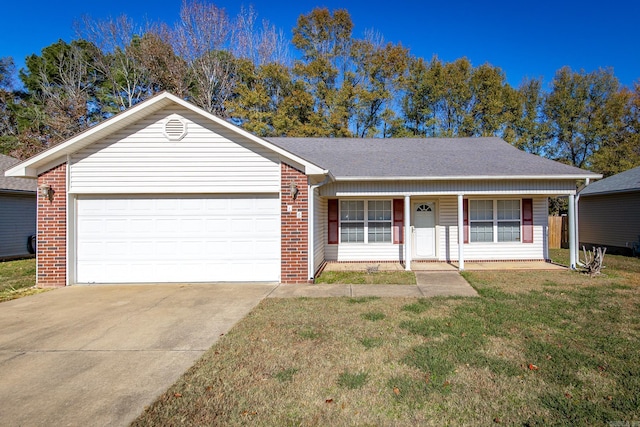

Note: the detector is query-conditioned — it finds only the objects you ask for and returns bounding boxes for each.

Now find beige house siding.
[579,192,640,250]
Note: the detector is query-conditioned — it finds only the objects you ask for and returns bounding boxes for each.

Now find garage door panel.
[76,195,280,283]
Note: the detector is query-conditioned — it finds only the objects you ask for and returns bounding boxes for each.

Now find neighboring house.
[0,154,37,259]
[5,92,599,286]
[578,165,640,255]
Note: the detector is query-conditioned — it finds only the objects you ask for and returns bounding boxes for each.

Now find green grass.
[134,249,640,426]
[360,311,385,321]
[273,368,298,383]
[0,258,48,302]
[337,370,369,389]
[315,270,416,284]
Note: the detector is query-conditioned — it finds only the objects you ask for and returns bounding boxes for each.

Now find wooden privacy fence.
[548,215,569,249]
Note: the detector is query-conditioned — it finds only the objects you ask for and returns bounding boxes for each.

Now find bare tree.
[233,5,290,66]
[76,14,152,110]
[172,0,236,115]
[37,43,92,141]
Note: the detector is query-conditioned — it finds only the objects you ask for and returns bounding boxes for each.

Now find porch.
[322,260,567,272]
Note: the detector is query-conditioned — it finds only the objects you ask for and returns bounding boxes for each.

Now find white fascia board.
[5,91,329,178]
[336,174,602,181]
[5,93,173,178]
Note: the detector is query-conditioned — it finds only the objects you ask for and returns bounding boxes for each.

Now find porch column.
[457,194,465,271]
[404,195,411,271]
[568,193,576,269]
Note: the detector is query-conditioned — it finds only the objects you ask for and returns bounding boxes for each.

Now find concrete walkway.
[0,283,277,427]
[268,271,478,298]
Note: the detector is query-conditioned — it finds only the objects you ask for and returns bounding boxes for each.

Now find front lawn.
[0,258,46,302]
[315,270,417,284]
[134,251,640,426]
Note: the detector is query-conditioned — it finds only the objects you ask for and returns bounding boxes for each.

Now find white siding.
[0,194,36,258]
[439,196,547,261]
[579,192,640,249]
[437,197,460,261]
[314,190,326,273]
[325,244,405,262]
[322,196,548,263]
[69,106,280,194]
[321,179,576,197]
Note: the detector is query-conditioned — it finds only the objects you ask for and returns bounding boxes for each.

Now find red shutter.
[522,198,533,243]
[393,199,404,244]
[328,199,339,244]
[463,199,469,244]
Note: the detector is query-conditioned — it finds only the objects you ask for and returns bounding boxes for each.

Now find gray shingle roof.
[580,165,640,196]
[1,154,37,192]
[266,137,598,179]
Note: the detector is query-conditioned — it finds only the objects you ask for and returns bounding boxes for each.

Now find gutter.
[336,174,602,181]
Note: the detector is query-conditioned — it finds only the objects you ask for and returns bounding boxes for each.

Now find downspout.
[308,174,331,281]
[66,154,71,286]
[568,194,576,269]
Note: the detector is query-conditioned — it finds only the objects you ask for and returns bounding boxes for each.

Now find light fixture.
[38,184,53,201]
[289,181,299,200]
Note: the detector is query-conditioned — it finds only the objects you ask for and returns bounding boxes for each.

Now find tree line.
[0,2,638,177]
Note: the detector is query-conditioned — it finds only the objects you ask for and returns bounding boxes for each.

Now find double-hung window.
[340,200,392,244]
[497,200,521,242]
[469,199,521,243]
[340,201,365,243]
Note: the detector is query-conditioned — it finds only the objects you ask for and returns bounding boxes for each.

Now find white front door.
[413,202,436,258]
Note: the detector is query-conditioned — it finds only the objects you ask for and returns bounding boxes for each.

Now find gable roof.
[579,165,640,196]
[267,137,600,180]
[4,92,327,178]
[0,154,36,193]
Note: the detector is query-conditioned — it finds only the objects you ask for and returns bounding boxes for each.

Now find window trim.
[468,198,523,244]
[338,199,393,244]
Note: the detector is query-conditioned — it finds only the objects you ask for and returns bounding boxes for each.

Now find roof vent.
[163,116,187,141]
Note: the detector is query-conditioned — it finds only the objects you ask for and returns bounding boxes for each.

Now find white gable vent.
[163,116,187,141]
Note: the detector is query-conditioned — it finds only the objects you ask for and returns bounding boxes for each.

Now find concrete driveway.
[0,283,277,426]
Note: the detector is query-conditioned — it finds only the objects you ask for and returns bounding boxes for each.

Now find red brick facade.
[34,161,310,286]
[280,163,310,283]
[37,163,67,287]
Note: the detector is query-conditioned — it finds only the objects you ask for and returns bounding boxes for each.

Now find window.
[340,200,364,243]
[497,200,521,242]
[368,200,392,242]
[469,200,494,242]
[469,199,522,243]
[340,200,392,243]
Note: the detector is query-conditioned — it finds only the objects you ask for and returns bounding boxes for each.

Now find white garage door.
[76,195,280,283]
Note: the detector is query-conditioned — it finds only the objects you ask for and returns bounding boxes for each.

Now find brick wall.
[37,163,67,287]
[280,163,309,283]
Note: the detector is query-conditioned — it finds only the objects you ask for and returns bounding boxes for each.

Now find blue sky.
[2,0,638,89]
